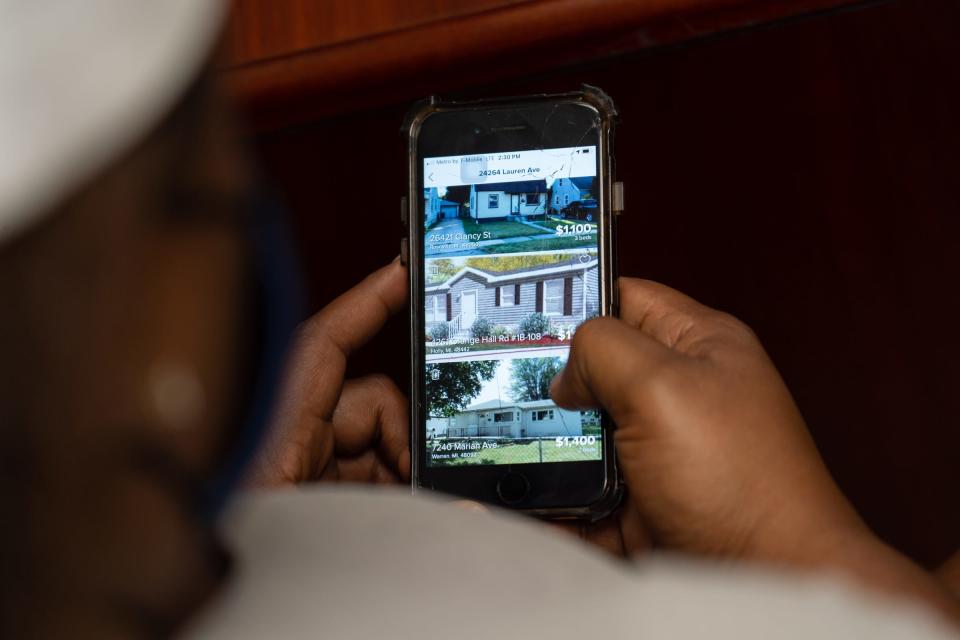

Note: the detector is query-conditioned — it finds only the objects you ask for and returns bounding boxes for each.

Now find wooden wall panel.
[247,0,960,567]
[223,0,866,130]
[225,0,534,65]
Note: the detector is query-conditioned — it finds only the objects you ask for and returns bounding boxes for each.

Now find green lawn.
[484,235,596,254]
[429,438,602,466]
[461,219,541,239]
[541,439,603,462]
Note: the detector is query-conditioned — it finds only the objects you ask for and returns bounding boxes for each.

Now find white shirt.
[183,486,955,639]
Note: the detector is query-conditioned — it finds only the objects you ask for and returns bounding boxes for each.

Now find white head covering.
[0,0,226,244]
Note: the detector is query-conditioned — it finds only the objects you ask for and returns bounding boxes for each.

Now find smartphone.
[402,86,622,519]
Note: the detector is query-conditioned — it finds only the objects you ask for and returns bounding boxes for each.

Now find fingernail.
[451,500,489,514]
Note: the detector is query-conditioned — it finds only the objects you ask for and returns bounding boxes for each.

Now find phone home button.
[496,472,530,505]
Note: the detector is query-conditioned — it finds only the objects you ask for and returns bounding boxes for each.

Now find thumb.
[551,317,675,420]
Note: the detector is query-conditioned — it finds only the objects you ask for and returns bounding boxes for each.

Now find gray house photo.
[424,187,460,226]
[468,179,547,220]
[425,255,599,340]
[549,176,594,214]
[430,398,583,439]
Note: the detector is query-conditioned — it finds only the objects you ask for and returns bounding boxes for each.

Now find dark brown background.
[231,0,960,568]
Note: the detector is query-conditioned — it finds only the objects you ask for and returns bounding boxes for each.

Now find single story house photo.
[424,187,461,226]
[468,179,547,220]
[549,176,594,214]
[425,255,599,340]
[431,398,584,439]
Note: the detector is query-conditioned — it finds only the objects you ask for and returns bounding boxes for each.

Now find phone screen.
[421,145,603,469]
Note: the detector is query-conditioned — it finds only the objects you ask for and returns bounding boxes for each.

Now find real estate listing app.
[422,146,603,467]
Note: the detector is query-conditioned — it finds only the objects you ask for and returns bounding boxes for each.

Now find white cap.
[0,0,226,244]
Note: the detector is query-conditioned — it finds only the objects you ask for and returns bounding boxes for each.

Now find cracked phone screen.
[421,105,604,468]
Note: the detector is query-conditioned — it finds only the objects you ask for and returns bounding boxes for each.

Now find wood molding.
[224,0,536,66]
[222,0,867,129]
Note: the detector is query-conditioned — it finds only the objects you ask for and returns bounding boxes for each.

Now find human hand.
[552,277,859,560]
[938,550,960,598]
[247,259,409,486]
[551,278,960,622]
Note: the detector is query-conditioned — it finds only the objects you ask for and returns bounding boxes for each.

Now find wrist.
[731,486,870,568]
[749,515,960,627]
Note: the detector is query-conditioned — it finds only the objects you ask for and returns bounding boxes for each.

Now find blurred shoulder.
[182,486,955,640]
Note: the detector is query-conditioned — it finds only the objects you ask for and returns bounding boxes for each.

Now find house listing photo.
[423,146,600,257]
[425,353,602,467]
[425,250,599,360]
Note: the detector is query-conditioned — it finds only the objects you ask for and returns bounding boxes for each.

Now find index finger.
[303,257,407,359]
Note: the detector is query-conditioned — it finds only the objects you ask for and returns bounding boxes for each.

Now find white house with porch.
[431,399,583,439]
[468,179,547,220]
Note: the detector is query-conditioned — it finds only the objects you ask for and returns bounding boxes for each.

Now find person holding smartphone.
[231,261,960,638]
[1,1,957,639]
